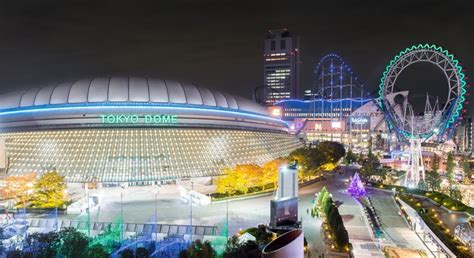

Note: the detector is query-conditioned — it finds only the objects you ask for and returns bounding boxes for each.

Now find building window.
[271,40,276,50]
[280,40,286,49]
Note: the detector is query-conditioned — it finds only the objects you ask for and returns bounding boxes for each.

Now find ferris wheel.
[378,44,467,187]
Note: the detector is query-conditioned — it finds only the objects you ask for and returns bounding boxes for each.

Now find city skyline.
[0,0,471,112]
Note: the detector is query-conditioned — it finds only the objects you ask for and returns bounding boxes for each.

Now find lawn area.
[370,182,474,215]
[397,193,472,258]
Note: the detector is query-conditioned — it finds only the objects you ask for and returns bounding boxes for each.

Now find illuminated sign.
[268,107,282,118]
[331,121,341,129]
[100,114,178,124]
[289,123,295,131]
[351,117,368,125]
[314,123,322,131]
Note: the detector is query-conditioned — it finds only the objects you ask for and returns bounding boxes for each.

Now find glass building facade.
[270,98,386,150]
[263,29,300,105]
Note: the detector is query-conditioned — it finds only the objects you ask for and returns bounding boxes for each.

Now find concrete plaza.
[39,166,430,257]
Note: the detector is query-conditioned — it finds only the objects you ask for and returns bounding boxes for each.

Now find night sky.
[0,0,472,112]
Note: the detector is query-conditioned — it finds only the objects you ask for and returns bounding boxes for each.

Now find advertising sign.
[100,114,178,124]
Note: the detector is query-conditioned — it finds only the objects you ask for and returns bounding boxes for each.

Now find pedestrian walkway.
[369,190,432,256]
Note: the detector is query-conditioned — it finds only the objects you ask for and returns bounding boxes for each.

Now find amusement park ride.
[378,44,467,187]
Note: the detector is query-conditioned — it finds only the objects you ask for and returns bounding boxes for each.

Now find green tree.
[288,142,345,178]
[120,249,134,258]
[360,162,374,178]
[449,185,462,205]
[463,157,471,184]
[425,170,441,192]
[322,197,333,216]
[344,149,357,165]
[367,149,379,164]
[335,224,349,249]
[432,154,439,174]
[446,152,455,183]
[328,206,341,230]
[26,231,59,258]
[417,180,428,191]
[223,236,260,258]
[31,170,66,208]
[135,247,149,258]
[57,228,89,258]
[87,244,109,258]
[288,147,312,172]
[376,167,389,181]
[180,239,216,258]
[317,187,328,206]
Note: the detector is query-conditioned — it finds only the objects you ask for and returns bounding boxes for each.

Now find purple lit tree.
[347,172,366,197]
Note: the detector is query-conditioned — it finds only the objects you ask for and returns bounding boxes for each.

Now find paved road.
[369,190,431,255]
[324,169,384,258]
[71,179,328,256]
[34,166,389,257]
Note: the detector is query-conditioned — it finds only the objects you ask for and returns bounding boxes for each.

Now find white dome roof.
[0,77,268,115]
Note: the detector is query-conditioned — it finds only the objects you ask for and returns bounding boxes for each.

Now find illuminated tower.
[263,29,300,105]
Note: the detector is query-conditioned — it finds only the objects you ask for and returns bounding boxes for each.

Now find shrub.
[57,228,89,258]
[335,224,350,249]
[180,239,216,258]
[87,244,109,258]
[135,247,149,258]
[120,249,134,258]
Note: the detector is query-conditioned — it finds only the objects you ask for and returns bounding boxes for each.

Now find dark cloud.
[0,0,472,111]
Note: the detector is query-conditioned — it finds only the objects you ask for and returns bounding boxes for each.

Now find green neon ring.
[378,44,466,139]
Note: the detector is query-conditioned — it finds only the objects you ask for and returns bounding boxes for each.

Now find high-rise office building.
[303,89,317,100]
[455,116,473,153]
[263,29,300,105]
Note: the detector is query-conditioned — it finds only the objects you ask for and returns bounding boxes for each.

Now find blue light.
[0,103,287,126]
[274,98,371,105]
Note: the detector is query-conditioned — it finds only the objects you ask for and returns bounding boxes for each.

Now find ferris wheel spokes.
[378,44,466,188]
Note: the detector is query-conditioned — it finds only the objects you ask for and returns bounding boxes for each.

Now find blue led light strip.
[275,98,371,105]
[0,103,287,126]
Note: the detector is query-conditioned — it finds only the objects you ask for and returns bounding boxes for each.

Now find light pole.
[120,185,125,242]
[189,181,193,240]
[226,199,229,239]
[154,183,160,240]
[86,183,90,237]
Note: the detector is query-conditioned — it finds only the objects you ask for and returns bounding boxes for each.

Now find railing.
[3,218,219,237]
[397,198,457,258]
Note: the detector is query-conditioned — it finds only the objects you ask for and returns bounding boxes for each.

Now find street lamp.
[120,184,125,242]
[189,181,193,240]
[85,182,90,237]
[154,183,160,240]
[226,199,229,239]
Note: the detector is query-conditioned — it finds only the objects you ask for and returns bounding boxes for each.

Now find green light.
[100,114,178,124]
[378,43,466,139]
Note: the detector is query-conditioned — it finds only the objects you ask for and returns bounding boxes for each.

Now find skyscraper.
[263,29,300,105]
[455,116,473,153]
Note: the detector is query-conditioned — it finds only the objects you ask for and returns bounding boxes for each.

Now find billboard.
[270,197,298,227]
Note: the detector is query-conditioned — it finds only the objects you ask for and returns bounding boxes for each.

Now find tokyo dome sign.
[100,114,178,124]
